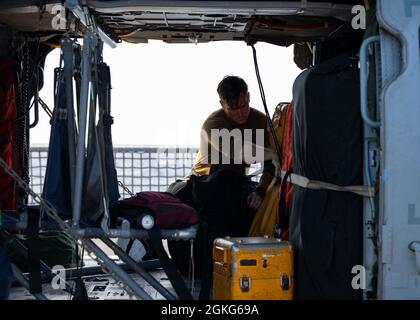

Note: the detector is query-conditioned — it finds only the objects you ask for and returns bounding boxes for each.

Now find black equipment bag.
[290,52,364,300]
[83,62,120,225]
[167,169,257,299]
[42,67,73,218]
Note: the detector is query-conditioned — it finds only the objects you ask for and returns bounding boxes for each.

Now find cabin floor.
[9,256,202,300]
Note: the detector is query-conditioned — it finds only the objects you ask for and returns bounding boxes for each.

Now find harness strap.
[280,170,375,198]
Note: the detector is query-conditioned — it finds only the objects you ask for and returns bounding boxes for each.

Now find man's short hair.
[217,76,248,106]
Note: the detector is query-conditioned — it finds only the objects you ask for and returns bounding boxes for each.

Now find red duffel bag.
[110,191,199,230]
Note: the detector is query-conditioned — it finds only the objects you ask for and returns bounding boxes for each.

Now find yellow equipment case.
[212,236,293,300]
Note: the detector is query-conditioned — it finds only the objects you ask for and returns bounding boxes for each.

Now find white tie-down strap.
[281,170,375,198]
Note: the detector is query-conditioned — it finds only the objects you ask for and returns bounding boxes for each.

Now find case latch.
[281,274,290,291]
[240,276,251,292]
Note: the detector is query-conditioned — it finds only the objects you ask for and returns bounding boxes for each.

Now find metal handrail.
[360,35,381,128]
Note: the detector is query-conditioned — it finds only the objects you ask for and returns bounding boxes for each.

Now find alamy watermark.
[155,129,267,167]
[351,5,367,30]
[203,128,266,165]
[351,265,367,290]
[51,265,66,290]
[51,5,67,30]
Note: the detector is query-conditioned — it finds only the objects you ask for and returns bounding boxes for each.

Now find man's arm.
[247,126,280,209]
[247,157,278,209]
[258,161,275,190]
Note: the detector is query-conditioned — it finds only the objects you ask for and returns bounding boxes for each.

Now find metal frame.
[376,0,420,299]
[100,236,177,300]
[4,0,312,301]
[86,0,355,21]
[0,230,74,296]
[2,211,197,240]
[72,33,92,228]
[0,2,198,299]
[360,36,381,128]
[360,35,381,299]
[10,263,48,300]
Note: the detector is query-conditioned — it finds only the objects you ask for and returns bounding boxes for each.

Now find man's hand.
[247,191,263,210]
[264,148,281,179]
[271,152,281,179]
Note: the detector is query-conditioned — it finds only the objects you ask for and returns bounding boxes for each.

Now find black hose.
[251,44,282,162]
[29,65,40,129]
